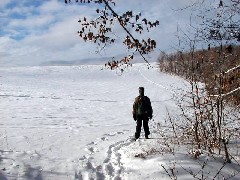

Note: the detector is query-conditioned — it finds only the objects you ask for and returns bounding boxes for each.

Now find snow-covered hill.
[0,64,239,179]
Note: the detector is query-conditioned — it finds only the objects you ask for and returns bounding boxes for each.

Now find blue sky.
[0,0,201,66]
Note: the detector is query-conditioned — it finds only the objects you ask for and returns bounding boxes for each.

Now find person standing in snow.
[132,87,153,139]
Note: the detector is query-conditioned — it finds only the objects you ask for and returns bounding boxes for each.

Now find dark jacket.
[132,95,153,120]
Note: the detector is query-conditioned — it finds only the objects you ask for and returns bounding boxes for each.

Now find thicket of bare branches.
[159,0,240,164]
[159,45,240,105]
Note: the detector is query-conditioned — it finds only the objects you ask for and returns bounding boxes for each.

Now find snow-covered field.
[0,64,239,180]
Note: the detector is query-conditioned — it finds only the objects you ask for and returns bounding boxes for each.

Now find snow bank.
[0,64,239,179]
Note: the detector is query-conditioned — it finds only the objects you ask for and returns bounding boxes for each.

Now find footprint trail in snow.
[76,130,134,180]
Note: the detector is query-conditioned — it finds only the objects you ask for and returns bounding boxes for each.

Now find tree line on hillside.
[158,45,240,106]
[157,44,239,165]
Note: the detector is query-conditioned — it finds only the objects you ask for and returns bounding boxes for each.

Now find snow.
[0,63,239,179]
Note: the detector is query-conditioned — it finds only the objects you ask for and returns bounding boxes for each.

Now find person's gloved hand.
[133,114,137,121]
[149,114,153,120]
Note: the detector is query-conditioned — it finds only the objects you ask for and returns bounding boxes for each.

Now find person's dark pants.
[135,115,150,139]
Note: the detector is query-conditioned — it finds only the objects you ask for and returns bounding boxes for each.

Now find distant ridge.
[40,57,109,66]
[40,52,158,66]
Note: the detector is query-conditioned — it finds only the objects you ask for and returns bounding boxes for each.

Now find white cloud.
[0,0,11,9]
[1,0,99,66]
[8,14,55,30]
[23,19,80,51]
[39,0,65,13]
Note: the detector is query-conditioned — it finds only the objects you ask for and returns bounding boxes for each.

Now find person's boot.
[135,132,140,140]
[145,135,149,139]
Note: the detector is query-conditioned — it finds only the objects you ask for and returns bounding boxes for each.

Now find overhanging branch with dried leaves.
[65,0,159,69]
